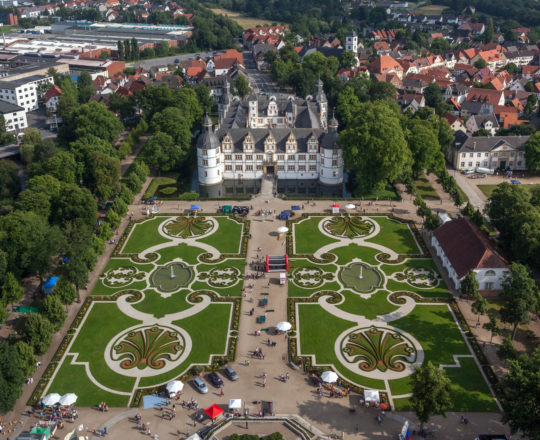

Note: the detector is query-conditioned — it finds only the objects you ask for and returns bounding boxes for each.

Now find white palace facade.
[196,79,344,186]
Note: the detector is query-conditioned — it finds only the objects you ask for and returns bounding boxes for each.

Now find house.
[473,50,506,72]
[0,100,27,132]
[43,84,62,113]
[431,217,509,291]
[0,75,53,112]
[368,55,404,79]
[465,88,505,107]
[443,113,466,132]
[252,44,276,71]
[466,113,499,136]
[449,132,529,172]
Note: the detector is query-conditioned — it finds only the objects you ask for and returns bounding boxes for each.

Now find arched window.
[485,270,496,276]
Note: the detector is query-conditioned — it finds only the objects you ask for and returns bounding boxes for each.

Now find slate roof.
[434,217,508,278]
[453,134,529,153]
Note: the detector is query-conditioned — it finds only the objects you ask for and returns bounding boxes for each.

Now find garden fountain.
[170,265,176,279]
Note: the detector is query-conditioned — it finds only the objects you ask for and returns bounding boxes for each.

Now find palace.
[196,79,344,186]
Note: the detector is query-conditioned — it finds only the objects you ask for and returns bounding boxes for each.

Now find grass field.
[122,217,170,254]
[478,183,540,198]
[414,4,448,14]
[366,217,421,255]
[198,216,243,254]
[209,7,285,28]
[294,217,339,254]
[144,174,178,199]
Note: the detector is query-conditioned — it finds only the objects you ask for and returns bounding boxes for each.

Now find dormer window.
[264,134,275,152]
[243,133,254,152]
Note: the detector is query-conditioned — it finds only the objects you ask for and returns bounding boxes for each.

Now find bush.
[177,191,200,200]
[123,173,142,194]
[117,140,133,159]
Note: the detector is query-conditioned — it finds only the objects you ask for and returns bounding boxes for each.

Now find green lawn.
[144,175,178,199]
[122,217,171,254]
[140,303,231,387]
[132,289,191,318]
[294,217,339,254]
[69,303,139,393]
[198,216,243,254]
[331,243,380,266]
[156,243,204,265]
[366,217,421,255]
[478,183,540,198]
[298,304,385,389]
[337,290,398,320]
[48,358,130,407]
[414,175,440,200]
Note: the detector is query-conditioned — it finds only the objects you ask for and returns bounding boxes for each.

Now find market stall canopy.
[277,226,289,234]
[42,393,61,406]
[228,399,242,409]
[166,380,184,394]
[204,404,224,420]
[321,371,338,383]
[364,389,380,403]
[186,434,202,440]
[190,204,200,211]
[59,393,78,406]
[276,321,292,331]
[345,203,356,210]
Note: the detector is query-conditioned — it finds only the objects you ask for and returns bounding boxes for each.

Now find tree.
[339,101,412,194]
[131,37,139,60]
[1,272,23,308]
[194,84,214,114]
[77,71,94,103]
[117,40,124,60]
[16,340,36,377]
[460,270,478,299]
[233,75,251,99]
[424,212,441,230]
[482,310,501,343]
[473,128,491,137]
[499,347,540,440]
[42,293,66,331]
[0,341,25,412]
[474,58,487,69]
[410,361,452,430]
[87,151,121,201]
[506,63,518,74]
[483,18,494,43]
[525,131,540,171]
[54,277,77,306]
[340,50,357,69]
[57,77,79,120]
[430,37,449,55]
[123,38,131,60]
[471,292,487,325]
[424,82,442,108]
[141,132,180,173]
[406,119,443,178]
[500,263,539,339]
[17,314,53,354]
[61,102,123,145]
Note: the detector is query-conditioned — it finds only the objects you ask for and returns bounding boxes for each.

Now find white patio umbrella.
[166,380,184,394]
[345,203,356,210]
[42,393,61,406]
[276,321,292,332]
[277,226,289,234]
[321,371,338,383]
[59,393,78,406]
[229,399,242,409]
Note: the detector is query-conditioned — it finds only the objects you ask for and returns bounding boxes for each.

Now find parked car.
[224,365,239,381]
[462,169,475,175]
[193,377,208,394]
[232,206,249,214]
[208,372,223,387]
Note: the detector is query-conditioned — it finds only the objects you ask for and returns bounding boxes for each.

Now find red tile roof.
[43,84,62,102]
[434,217,508,278]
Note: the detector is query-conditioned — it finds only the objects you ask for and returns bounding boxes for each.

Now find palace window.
[298,165,306,171]
[277,165,285,171]
[332,160,338,166]
[287,165,295,171]
[235,165,243,171]
[257,155,264,160]
[309,165,316,171]
[225,154,232,160]
[256,165,263,170]
[246,155,253,160]
[246,165,253,171]
[309,154,316,161]
[298,154,306,160]
[278,154,284,160]
[225,165,232,171]
[203,160,208,166]
[235,154,242,160]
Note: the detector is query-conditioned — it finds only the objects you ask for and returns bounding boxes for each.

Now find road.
[243,50,280,93]
[450,166,489,211]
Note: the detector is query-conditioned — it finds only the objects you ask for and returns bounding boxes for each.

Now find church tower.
[315,77,327,128]
[345,29,358,53]
[197,114,223,185]
[218,80,232,124]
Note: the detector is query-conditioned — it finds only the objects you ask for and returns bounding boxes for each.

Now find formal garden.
[34,215,248,407]
[287,214,499,412]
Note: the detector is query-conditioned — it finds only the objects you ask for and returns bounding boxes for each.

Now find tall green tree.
[405,119,444,178]
[0,272,23,308]
[500,263,539,340]
[460,270,479,299]
[117,40,124,60]
[131,38,139,60]
[483,310,501,343]
[17,314,53,354]
[77,71,94,103]
[410,361,452,430]
[124,38,131,60]
[42,293,66,331]
[471,292,487,325]
[234,75,251,99]
[525,131,540,171]
[0,341,25,412]
[16,340,36,377]
[339,100,412,194]
[483,18,494,43]
[499,347,540,440]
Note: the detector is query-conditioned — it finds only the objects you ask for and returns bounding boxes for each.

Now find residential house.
[473,50,506,72]
[368,55,404,79]
[466,113,499,136]
[432,217,509,291]
[450,132,529,171]
[443,113,466,132]
[43,84,62,113]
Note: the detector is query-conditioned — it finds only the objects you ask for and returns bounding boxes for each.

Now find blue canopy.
[291,205,301,210]
[142,394,168,410]
[44,277,59,294]
[511,180,521,184]
[190,204,200,210]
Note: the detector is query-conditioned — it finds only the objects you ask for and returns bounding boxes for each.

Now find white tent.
[345,203,356,210]
[277,226,289,234]
[276,321,292,331]
[321,371,338,383]
[166,380,184,394]
[59,393,78,406]
[186,434,202,440]
[42,393,61,406]
[364,389,380,404]
[229,399,242,409]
